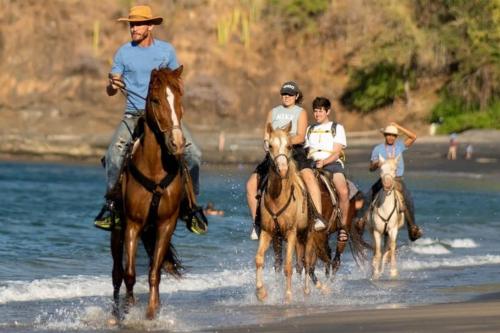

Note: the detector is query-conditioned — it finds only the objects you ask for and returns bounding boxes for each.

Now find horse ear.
[267,122,273,135]
[284,121,292,133]
[172,65,183,77]
[378,154,385,163]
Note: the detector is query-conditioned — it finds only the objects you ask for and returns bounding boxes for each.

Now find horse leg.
[110,228,124,320]
[303,235,315,295]
[381,235,390,276]
[256,231,272,301]
[124,221,141,309]
[273,235,283,273]
[295,236,305,275]
[371,230,382,280]
[389,229,399,278]
[284,229,297,303]
[146,218,175,320]
[331,230,348,277]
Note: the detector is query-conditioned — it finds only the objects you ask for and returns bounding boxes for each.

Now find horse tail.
[141,228,183,278]
[347,200,371,268]
[162,242,183,278]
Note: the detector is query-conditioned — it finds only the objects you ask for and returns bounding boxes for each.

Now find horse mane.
[266,146,305,199]
[150,67,183,97]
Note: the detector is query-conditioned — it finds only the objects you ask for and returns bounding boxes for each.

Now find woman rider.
[246,81,326,239]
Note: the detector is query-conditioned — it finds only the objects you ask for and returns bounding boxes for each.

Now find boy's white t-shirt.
[305,122,347,161]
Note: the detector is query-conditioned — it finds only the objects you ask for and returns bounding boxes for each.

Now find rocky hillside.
[1,0,481,160]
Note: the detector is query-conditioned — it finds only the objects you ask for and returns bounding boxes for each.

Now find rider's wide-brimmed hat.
[117,5,163,25]
[381,125,399,136]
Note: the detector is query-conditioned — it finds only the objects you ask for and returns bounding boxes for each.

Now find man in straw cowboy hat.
[94,5,207,234]
[359,122,423,241]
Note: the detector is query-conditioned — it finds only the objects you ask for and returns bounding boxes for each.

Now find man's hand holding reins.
[107,73,125,96]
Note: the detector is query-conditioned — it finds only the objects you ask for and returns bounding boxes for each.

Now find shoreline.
[210,293,500,333]
[2,132,499,179]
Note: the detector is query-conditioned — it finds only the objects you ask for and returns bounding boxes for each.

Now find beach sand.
[213,295,500,333]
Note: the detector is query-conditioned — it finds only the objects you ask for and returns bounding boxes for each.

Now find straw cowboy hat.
[118,5,163,25]
[381,125,399,136]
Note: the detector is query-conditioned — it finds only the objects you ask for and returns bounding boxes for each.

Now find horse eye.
[287,144,292,150]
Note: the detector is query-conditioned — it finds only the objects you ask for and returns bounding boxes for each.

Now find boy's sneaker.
[250,227,259,240]
[313,217,327,231]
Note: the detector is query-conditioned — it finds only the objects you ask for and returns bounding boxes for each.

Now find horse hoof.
[107,318,118,326]
[285,291,292,303]
[146,308,157,320]
[304,287,311,296]
[390,269,399,278]
[320,285,332,295]
[371,273,381,280]
[256,287,268,301]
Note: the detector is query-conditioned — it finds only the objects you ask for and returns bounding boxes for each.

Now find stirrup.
[94,202,120,231]
[183,206,208,235]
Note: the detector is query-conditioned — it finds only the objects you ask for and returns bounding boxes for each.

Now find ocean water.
[0,161,499,332]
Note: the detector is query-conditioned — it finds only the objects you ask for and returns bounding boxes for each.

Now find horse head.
[146,65,185,156]
[378,153,400,191]
[267,122,293,178]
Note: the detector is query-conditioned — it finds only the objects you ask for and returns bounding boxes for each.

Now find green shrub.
[430,96,500,133]
[268,0,329,30]
[341,62,407,113]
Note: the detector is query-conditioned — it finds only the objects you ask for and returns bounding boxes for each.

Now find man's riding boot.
[405,210,423,241]
[179,161,208,235]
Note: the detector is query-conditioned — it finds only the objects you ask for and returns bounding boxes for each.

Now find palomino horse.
[255,122,310,302]
[367,154,405,279]
[111,66,187,320]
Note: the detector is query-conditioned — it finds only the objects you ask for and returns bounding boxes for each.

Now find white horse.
[368,154,405,279]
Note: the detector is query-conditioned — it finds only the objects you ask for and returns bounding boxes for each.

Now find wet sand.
[212,294,500,333]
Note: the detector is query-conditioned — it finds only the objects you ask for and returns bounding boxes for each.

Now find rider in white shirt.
[305,97,349,242]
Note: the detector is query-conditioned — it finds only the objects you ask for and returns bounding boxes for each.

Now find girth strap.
[371,192,398,235]
[128,160,179,225]
[264,185,296,236]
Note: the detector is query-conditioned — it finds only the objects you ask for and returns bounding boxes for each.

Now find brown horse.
[297,171,367,290]
[110,66,188,320]
[255,123,310,302]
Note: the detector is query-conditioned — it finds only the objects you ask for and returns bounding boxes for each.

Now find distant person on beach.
[361,122,423,241]
[447,132,458,160]
[246,81,327,240]
[465,143,473,160]
[204,202,224,216]
[93,5,207,233]
[304,96,349,242]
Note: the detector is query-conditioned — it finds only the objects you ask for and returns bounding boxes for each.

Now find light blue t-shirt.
[271,104,303,135]
[371,139,407,177]
[110,39,179,114]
